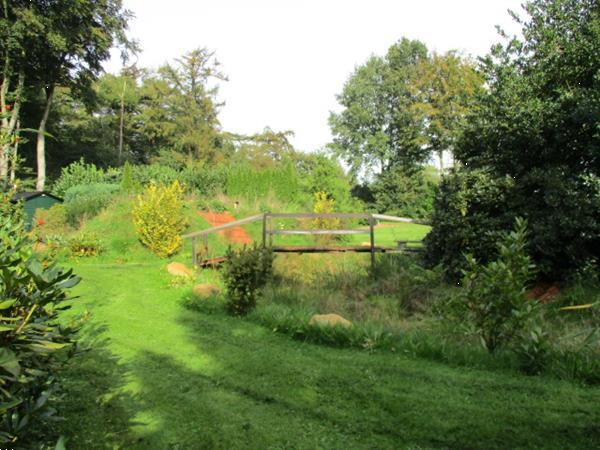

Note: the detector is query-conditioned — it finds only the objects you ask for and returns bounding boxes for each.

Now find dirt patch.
[527,283,560,304]
[199,211,252,245]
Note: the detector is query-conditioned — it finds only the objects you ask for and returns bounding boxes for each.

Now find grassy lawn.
[56,261,600,449]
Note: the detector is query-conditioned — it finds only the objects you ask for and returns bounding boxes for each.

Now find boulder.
[309,313,352,328]
[167,262,194,277]
[193,283,220,299]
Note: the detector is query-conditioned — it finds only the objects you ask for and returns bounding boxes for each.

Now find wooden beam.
[271,245,391,253]
[271,229,369,236]
[267,212,371,220]
[182,213,265,239]
[372,213,430,225]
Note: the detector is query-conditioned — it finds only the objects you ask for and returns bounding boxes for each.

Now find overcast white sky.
[104,0,524,153]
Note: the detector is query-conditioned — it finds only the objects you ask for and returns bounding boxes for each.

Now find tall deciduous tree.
[329,38,429,178]
[413,52,484,172]
[0,0,41,184]
[30,0,134,190]
[0,0,134,190]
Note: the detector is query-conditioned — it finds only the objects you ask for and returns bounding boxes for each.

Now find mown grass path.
[57,262,600,449]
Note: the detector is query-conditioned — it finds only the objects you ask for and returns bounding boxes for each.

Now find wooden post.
[192,237,197,267]
[369,214,375,273]
[262,213,267,251]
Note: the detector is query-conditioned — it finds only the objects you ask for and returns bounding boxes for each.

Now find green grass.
[46,196,598,448]
[54,261,600,449]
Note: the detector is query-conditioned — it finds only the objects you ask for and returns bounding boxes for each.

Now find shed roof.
[10,191,63,203]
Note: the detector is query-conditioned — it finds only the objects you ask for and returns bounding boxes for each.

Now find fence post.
[369,214,375,273]
[262,213,267,251]
[192,237,197,267]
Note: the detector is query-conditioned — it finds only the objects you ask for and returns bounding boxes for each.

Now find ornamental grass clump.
[133,181,188,258]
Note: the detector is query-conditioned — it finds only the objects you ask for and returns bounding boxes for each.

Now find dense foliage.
[63,183,121,226]
[0,193,80,445]
[446,219,537,353]
[427,0,600,280]
[223,245,274,316]
[329,38,481,218]
[133,181,188,258]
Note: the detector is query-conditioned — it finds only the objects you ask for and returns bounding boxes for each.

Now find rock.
[193,283,220,299]
[167,262,194,277]
[309,313,352,328]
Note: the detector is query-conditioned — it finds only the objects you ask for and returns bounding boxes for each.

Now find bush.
[52,159,120,197]
[446,218,538,353]
[0,192,81,445]
[371,166,437,219]
[69,232,105,257]
[179,164,226,196]
[311,191,342,244]
[223,244,274,316]
[224,163,300,202]
[120,161,140,193]
[424,168,514,281]
[425,169,600,281]
[63,183,121,226]
[197,198,227,213]
[133,181,188,258]
[31,204,69,241]
[130,164,180,188]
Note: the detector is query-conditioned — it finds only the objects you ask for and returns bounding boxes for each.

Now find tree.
[426,0,600,280]
[156,47,228,163]
[32,0,133,190]
[0,0,40,184]
[0,0,134,190]
[329,38,429,178]
[226,128,296,169]
[412,52,484,172]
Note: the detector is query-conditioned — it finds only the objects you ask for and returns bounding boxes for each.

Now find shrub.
[63,183,121,226]
[31,204,69,241]
[131,164,180,187]
[180,164,226,196]
[0,192,81,445]
[133,181,188,258]
[69,232,105,257]
[197,198,227,213]
[447,218,538,353]
[52,159,120,197]
[371,166,437,219]
[120,161,140,193]
[224,163,300,202]
[424,168,515,280]
[223,244,274,316]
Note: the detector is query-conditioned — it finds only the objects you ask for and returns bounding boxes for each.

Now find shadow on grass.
[56,307,600,449]
[54,324,145,449]
[160,308,599,450]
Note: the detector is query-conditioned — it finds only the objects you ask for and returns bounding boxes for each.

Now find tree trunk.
[118,78,126,164]
[36,85,55,191]
[1,70,24,180]
[438,149,444,175]
[9,119,19,184]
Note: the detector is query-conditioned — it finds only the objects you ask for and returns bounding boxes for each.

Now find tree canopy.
[425,0,600,280]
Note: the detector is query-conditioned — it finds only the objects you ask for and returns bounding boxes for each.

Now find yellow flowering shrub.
[312,191,341,245]
[133,181,188,258]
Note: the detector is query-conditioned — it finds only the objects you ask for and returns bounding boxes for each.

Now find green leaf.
[55,435,67,450]
[0,299,16,310]
[0,398,22,412]
[0,348,20,377]
[30,341,69,351]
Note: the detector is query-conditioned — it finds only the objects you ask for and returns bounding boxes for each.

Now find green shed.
[10,191,63,230]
